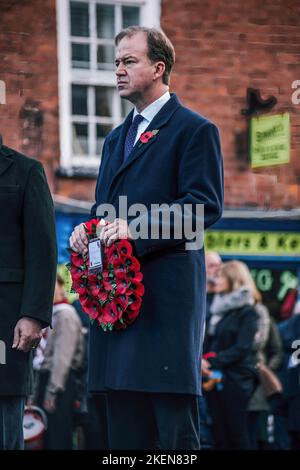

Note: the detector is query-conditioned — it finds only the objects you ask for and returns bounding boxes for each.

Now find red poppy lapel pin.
[138,129,159,147]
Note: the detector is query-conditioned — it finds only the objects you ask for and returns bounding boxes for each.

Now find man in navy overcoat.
[70,26,223,450]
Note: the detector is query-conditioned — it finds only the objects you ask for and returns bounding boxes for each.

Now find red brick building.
[0,1,299,316]
[1,0,299,210]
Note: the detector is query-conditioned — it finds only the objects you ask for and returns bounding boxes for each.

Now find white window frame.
[56,0,161,171]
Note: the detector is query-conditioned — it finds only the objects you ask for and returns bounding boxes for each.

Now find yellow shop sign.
[250,113,290,168]
[205,231,300,257]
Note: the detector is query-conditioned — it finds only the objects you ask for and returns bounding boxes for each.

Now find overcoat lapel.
[106,94,181,201]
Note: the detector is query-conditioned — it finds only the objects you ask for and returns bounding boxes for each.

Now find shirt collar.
[133,91,171,123]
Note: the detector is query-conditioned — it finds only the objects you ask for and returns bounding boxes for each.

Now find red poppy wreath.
[68,218,144,331]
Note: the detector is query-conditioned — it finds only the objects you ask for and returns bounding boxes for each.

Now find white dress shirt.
[132,91,171,145]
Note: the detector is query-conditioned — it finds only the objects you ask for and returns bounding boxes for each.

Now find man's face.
[115,32,156,101]
[205,253,222,279]
[205,252,222,291]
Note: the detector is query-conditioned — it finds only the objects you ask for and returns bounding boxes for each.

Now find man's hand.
[100,218,132,247]
[201,358,212,377]
[12,317,43,352]
[69,223,89,255]
[44,394,56,413]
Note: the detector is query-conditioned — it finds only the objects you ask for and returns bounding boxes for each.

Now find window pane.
[122,6,140,29]
[95,87,113,117]
[97,45,115,70]
[72,123,88,155]
[72,43,90,69]
[70,2,89,37]
[121,99,134,118]
[72,85,88,115]
[96,4,114,39]
[97,124,113,154]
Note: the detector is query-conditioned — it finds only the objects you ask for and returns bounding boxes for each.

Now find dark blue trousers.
[0,396,25,450]
[101,391,200,450]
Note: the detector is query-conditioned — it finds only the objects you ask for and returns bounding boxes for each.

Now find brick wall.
[162,0,300,209]
[0,0,59,191]
[0,0,299,208]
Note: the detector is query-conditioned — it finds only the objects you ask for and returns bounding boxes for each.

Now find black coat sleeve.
[20,161,57,327]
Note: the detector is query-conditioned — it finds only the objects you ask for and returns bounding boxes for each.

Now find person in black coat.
[198,251,222,449]
[0,137,57,449]
[70,26,224,450]
[278,304,300,450]
[203,261,258,450]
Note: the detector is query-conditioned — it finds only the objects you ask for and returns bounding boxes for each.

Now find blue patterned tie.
[123,114,144,162]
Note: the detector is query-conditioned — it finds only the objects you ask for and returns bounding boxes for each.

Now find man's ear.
[153,61,166,81]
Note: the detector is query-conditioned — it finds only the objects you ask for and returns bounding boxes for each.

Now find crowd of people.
[200,252,300,450]
[25,252,300,450]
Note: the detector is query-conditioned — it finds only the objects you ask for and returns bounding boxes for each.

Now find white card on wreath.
[88,238,102,273]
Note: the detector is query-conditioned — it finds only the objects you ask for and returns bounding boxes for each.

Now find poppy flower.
[124,308,139,323]
[123,256,140,272]
[101,271,114,291]
[127,281,145,297]
[117,293,129,307]
[84,218,100,236]
[117,239,133,258]
[107,244,121,262]
[80,296,99,319]
[70,265,85,282]
[75,283,87,296]
[71,253,85,269]
[116,278,129,295]
[114,300,125,320]
[140,131,153,144]
[99,288,109,302]
[128,294,142,311]
[127,271,143,282]
[89,282,102,297]
[113,259,127,277]
[102,302,118,323]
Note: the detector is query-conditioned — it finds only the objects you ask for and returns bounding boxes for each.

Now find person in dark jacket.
[247,305,282,449]
[35,275,84,450]
[203,260,258,449]
[70,27,224,450]
[0,137,57,450]
[278,301,300,450]
[198,251,222,449]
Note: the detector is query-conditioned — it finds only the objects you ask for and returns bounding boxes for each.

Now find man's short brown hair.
[115,26,175,86]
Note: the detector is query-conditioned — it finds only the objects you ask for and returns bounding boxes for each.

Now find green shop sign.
[205,230,300,257]
[250,113,290,168]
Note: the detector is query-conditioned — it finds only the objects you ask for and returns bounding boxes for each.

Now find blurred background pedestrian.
[203,260,258,449]
[34,274,84,450]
